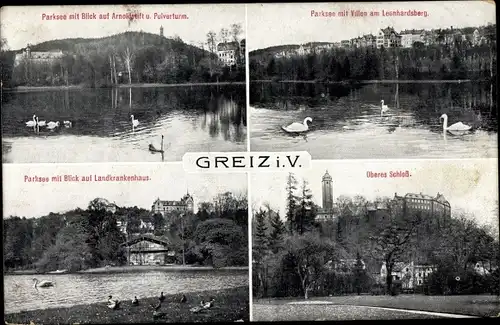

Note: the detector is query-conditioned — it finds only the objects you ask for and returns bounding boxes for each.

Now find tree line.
[3,192,248,273]
[252,172,499,299]
[250,25,496,82]
[0,24,245,88]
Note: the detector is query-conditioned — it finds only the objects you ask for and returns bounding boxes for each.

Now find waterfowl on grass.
[180,294,187,303]
[189,300,206,313]
[107,295,120,310]
[203,298,215,309]
[132,296,139,306]
[63,120,72,128]
[159,291,165,302]
[152,301,166,319]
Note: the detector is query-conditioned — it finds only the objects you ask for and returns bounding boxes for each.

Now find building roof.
[153,194,193,207]
[217,41,239,51]
[121,235,170,247]
[322,170,332,181]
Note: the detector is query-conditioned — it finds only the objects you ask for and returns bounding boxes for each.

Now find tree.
[286,233,342,299]
[269,211,285,254]
[369,212,421,293]
[230,23,243,65]
[285,173,298,235]
[295,178,315,235]
[220,28,229,44]
[253,209,269,297]
[123,47,135,84]
[353,251,366,295]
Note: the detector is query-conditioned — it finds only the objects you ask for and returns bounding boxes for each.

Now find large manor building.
[14,44,64,67]
[151,193,194,217]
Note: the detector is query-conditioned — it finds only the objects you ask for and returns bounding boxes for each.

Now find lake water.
[1,85,246,163]
[4,270,247,314]
[250,82,497,159]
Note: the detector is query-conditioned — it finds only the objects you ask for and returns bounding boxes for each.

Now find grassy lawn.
[253,304,446,321]
[254,294,500,318]
[5,286,249,324]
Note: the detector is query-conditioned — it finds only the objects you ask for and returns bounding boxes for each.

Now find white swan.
[36,117,47,127]
[131,115,139,127]
[63,120,72,128]
[282,117,312,133]
[46,121,60,129]
[107,295,120,310]
[33,278,54,288]
[380,100,390,115]
[440,114,472,132]
[26,115,36,127]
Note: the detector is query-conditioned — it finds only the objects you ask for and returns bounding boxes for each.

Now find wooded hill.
[2,31,244,87]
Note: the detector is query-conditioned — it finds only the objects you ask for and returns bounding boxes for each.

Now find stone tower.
[160,26,164,37]
[322,170,333,211]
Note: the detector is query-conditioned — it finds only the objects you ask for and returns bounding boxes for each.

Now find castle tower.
[160,26,164,37]
[322,170,333,211]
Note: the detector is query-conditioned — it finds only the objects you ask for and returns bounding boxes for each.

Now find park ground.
[253,294,500,321]
[4,286,249,324]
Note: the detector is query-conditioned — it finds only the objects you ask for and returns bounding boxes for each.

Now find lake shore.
[251,79,475,84]
[2,81,245,92]
[6,265,249,275]
[254,294,500,318]
[4,286,249,324]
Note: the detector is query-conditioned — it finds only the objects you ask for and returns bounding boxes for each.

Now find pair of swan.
[281,100,388,133]
[33,278,54,288]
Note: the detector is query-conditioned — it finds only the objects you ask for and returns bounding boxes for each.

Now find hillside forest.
[0,24,245,88]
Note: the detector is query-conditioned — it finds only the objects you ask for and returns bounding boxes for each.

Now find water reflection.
[250,82,497,159]
[4,271,247,314]
[1,85,246,163]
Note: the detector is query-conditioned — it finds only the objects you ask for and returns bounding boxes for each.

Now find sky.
[248,1,496,50]
[3,163,247,217]
[251,159,499,229]
[0,4,245,51]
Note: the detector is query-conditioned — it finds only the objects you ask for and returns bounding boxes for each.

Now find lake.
[4,269,248,314]
[1,85,247,163]
[250,82,497,159]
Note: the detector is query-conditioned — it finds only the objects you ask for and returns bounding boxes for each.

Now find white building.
[217,41,239,67]
[380,261,436,290]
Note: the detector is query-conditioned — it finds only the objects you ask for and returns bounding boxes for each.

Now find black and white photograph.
[251,159,499,320]
[248,1,497,159]
[3,163,249,323]
[0,5,247,163]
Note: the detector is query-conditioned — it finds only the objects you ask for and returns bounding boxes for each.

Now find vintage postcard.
[1,1,499,324]
[248,1,497,159]
[3,163,249,323]
[0,4,247,163]
[251,158,499,320]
